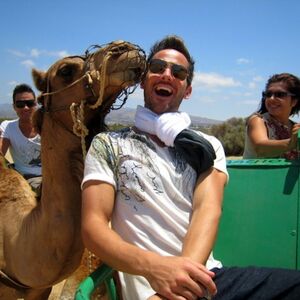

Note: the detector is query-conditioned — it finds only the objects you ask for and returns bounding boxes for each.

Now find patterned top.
[243,112,298,159]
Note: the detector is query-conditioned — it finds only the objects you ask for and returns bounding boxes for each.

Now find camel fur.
[0,40,145,299]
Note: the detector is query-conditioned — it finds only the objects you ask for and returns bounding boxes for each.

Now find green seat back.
[214,158,300,269]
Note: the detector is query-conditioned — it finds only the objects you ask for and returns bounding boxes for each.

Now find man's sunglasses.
[15,100,37,108]
[262,91,295,99]
[148,59,189,81]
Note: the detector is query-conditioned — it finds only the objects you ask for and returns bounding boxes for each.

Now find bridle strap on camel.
[38,41,145,275]
[0,270,30,290]
[37,42,145,157]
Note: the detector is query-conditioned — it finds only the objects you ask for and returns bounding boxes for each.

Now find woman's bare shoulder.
[247,113,264,125]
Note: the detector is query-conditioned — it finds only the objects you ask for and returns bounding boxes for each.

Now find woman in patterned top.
[243,73,300,159]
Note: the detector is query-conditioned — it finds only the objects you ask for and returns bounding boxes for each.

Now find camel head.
[31,40,146,145]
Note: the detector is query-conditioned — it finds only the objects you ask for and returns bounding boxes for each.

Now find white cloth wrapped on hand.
[134,105,191,146]
[155,111,191,147]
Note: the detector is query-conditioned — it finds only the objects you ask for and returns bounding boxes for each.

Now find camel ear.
[32,68,47,92]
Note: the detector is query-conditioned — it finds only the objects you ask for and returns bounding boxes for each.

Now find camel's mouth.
[134,65,146,79]
[126,66,145,83]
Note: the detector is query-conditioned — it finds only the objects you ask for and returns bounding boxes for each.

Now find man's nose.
[161,66,172,78]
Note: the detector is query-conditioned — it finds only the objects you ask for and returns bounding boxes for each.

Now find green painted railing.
[75,264,117,300]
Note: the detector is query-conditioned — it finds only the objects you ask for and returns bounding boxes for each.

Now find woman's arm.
[247,115,298,157]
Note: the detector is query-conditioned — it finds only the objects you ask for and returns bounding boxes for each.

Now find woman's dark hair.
[258,73,300,116]
[147,35,195,86]
[12,83,35,103]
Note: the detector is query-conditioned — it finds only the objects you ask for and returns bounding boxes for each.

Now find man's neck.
[132,126,166,147]
[18,120,37,138]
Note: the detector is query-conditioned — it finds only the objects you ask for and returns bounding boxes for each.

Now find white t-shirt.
[0,119,41,176]
[82,128,228,300]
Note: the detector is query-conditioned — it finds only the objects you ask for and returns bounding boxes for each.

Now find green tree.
[108,123,127,131]
[209,118,246,156]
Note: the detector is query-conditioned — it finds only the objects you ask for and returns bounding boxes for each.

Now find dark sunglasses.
[15,100,37,108]
[262,91,295,99]
[148,59,189,81]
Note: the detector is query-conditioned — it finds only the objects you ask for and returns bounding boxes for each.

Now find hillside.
[0,104,16,119]
[0,103,222,127]
[106,107,222,127]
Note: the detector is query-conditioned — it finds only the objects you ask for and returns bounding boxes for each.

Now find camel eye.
[58,65,74,77]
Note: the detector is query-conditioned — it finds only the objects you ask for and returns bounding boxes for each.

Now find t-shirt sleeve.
[197,131,229,182]
[0,120,9,138]
[81,134,117,190]
[212,136,229,178]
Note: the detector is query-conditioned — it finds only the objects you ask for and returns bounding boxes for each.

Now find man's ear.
[292,98,298,108]
[183,85,192,99]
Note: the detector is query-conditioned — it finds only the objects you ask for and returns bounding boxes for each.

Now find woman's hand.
[288,123,300,150]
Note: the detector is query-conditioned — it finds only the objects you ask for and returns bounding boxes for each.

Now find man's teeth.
[157,87,172,93]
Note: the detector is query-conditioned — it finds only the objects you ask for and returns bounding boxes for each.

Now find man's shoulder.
[0,119,18,130]
[94,127,132,141]
[193,130,221,146]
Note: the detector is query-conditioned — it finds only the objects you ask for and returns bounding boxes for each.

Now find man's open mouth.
[155,86,172,97]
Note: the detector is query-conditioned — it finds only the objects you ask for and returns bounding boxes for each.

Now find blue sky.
[1,0,300,121]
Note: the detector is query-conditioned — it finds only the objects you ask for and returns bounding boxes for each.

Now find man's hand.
[144,255,216,300]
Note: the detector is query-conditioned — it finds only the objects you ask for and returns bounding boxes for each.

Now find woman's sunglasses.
[15,100,37,108]
[148,59,189,81]
[262,91,295,99]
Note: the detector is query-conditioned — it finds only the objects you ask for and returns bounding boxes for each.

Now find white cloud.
[55,50,69,58]
[243,99,259,105]
[236,58,250,65]
[30,48,41,57]
[8,49,26,57]
[8,80,18,86]
[33,49,70,58]
[193,72,241,89]
[252,75,264,82]
[248,75,265,89]
[196,95,216,103]
[9,48,70,60]
[248,82,257,89]
[21,59,35,68]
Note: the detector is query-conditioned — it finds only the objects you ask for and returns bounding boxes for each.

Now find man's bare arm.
[0,137,10,156]
[182,168,227,263]
[82,180,217,300]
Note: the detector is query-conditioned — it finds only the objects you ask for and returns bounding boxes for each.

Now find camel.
[0,40,146,299]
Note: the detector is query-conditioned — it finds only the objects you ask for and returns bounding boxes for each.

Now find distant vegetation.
[109,118,246,157]
[108,123,128,131]
[193,117,246,156]
[0,117,245,157]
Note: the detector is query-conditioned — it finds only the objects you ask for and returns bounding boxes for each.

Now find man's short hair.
[147,35,195,86]
[13,84,35,103]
